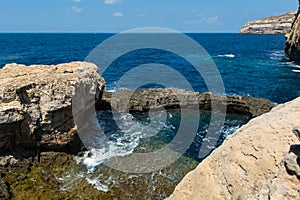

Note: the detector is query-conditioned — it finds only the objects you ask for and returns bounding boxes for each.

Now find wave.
[217,54,235,58]
[292,69,300,73]
[75,110,169,171]
[269,50,285,61]
[0,55,23,60]
[283,61,300,73]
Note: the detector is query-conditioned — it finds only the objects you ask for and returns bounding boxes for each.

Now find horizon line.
[0,31,239,34]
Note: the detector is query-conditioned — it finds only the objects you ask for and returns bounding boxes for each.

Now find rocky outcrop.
[240,12,296,34]
[285,3,300,61]
[0,62,105,154]
[269,145,300,199]
[168,97,300,199]
[97,89,275,118]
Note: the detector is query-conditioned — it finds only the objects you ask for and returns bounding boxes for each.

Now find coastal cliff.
[285,3,300,61]
[240,12,296,34]
[0,62,105,154]
[168,97,300,199]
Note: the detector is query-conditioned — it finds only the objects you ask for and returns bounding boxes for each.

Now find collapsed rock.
[97,88,275,118]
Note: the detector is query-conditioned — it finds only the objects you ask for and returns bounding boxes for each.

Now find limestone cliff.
[285,4,300,61]
[0,62,105,154]
[240,12,296,34]
[168,97,300,199]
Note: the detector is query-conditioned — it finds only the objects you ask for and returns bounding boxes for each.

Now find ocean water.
[1,33,299,103]
[1,33,299,196]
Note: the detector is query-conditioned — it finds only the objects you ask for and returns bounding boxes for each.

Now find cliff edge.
[285,3,300,61]
[168,97,300,199]
[240,12,296,34]
[0,62,105,155]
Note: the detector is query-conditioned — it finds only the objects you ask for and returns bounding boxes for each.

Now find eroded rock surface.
[285,3,300,61]
[0,62,105,154]
[240,12,296,34]
[168,97,300,200]
[97,89,275,118]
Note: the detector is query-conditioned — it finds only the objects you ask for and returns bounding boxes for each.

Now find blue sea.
[1,33,299,196]
[1,33,299,103]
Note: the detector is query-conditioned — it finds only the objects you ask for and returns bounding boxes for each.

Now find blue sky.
[0,0,297,33]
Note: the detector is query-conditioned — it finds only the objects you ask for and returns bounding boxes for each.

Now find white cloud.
[112,12,124,17]
[104,0,121,4]
[73,0,82,2]
[70,6,83,13]
[206,16,219,24]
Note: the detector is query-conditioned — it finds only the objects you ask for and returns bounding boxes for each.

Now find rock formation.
[97,89,275,118]
[0,62,105,155]
[0,178,10,199]
[269,145,300,199]
[285,2,300,61]
[167,97,300,199]
[240,12,296,34]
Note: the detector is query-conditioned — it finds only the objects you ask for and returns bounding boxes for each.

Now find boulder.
[0,62,105,154]
[167,97,300,200]
[240,12,296,34]
[269,145,300,199]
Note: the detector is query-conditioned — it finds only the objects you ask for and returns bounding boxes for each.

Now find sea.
[1,33,299,198]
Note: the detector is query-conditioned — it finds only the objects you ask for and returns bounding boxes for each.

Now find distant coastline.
[240,11,296,34]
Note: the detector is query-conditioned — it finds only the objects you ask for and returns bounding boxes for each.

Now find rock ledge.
[168,97,300,199]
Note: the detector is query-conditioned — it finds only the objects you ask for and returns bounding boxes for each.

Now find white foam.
[86,177,109,192]
[217,54,235,58]
[292,69,300,73]
[269,50,285,60]
[76,110,169,173]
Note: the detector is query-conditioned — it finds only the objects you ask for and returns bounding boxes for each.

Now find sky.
[0,0,298,33]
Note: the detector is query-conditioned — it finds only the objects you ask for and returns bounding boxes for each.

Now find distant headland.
[240,12,296,34]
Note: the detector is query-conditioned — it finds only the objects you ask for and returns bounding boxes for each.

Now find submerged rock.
[97,88,275,118]
[167,97,300,199]
[0,151,198,199]
[240,12,296,34]
[0,62,105,155]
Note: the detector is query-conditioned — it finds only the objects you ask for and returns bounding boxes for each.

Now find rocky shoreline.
[168,97,300,199]
[0,62,298,199]
[240,12,296,34]
[0,62,274,157]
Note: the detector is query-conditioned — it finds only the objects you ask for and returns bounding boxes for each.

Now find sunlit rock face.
[240,12,296,34]
[0,62,105,154]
